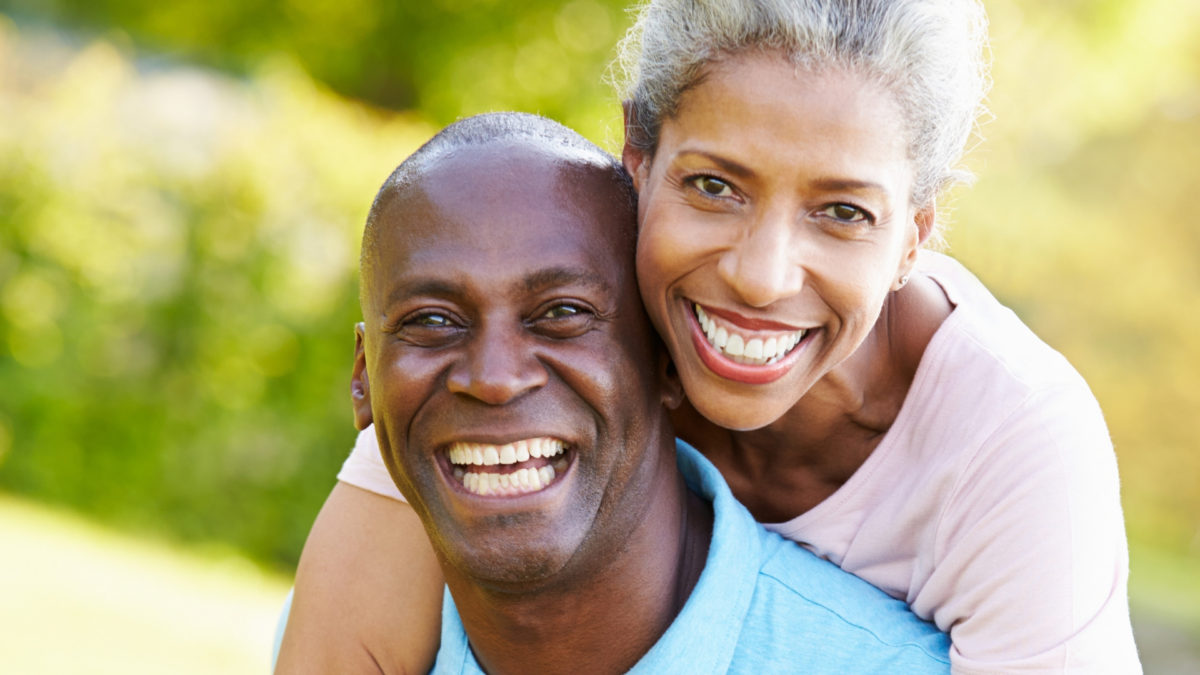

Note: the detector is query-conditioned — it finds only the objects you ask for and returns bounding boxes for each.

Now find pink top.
[338,252,1140,673]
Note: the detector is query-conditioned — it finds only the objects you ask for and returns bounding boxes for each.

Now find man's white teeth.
[448,438,564,466]
[460,464,558,497]
[448,438,568,497]
[695,305,806,366]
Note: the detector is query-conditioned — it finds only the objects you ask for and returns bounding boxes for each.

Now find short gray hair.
[616,0,990,216]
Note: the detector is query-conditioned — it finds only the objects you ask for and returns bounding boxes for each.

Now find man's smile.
[446,437,570,497]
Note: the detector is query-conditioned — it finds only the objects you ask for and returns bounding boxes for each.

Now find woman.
[279,1,1139,672]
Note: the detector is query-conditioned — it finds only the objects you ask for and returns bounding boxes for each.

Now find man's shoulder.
[675,441,951,672]
[727,536,950,672]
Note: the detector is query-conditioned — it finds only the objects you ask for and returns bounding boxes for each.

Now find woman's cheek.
[635,228,672,334]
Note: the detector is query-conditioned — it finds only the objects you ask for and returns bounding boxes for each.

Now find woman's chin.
[682,376,795,432]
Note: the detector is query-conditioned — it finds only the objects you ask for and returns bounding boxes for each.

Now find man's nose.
[716,209,804,308]
[446,321,548,405]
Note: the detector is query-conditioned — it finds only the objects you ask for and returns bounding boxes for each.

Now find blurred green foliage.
[949,0,1200,561]
[0,0,628,143]
[0,0,1196,579]
[0,21,437,566]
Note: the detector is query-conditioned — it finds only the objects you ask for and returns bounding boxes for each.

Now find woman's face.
[625,53,929,431]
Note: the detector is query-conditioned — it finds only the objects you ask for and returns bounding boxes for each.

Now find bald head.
[360,113,635,312]
[352,112,677,591]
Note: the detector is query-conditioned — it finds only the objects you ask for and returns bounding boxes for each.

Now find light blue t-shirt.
[433,441,950,674]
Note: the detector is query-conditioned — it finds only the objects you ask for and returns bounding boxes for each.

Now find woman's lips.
[686,302,811,385]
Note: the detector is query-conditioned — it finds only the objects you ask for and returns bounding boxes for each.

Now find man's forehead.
[412,138,615,200]
[413,135,614,179]
[371,145,630,292]
[386,144,625,246]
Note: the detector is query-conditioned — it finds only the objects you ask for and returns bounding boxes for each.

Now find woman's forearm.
[276,482,443,674]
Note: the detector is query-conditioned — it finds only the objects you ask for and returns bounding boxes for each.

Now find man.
[288,112,950,673]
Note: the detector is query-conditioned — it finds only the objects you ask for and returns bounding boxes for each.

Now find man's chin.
[444,542,580,592]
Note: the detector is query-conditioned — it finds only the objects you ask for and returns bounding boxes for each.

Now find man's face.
[358,141,672,589]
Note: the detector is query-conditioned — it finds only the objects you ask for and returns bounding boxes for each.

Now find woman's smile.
[688,302,815,384]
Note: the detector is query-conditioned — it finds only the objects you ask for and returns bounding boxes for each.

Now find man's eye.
[541,304,582,320]
[395,310,464,347]
[411,313,453,327]
[687,175,734,198]
[532,302,594,338]
[820,203,872,224]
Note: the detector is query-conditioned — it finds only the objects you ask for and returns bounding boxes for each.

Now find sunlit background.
[0,0,1196,672]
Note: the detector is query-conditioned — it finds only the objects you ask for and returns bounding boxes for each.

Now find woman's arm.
[275,482,443,674]
[919,384,1140,672]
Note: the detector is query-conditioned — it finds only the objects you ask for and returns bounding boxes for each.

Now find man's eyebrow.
[523,266,614,295]
[384,279,462,306]
[381,267,614,308]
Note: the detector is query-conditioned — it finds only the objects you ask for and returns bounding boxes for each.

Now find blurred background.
[0,0,1195,671]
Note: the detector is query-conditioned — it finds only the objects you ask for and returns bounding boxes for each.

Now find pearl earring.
[897,275,910,289]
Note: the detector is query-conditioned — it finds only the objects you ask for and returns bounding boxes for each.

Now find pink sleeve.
[336,425,407,502]
[918,385,1140,673]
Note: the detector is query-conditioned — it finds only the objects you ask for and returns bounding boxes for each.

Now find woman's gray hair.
[615,0,991,215]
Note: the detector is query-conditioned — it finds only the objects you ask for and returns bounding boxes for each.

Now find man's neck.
[444,449,713,675]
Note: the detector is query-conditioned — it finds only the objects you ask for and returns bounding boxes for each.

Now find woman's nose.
[717,211,803,308]
[446,321,548,405]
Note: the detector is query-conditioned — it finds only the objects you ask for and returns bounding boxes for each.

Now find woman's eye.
[820,203,872,224]
[688,175,733,198]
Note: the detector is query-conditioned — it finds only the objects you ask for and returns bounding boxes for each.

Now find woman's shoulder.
[890,252,1113,499]
[915,251,1092,401]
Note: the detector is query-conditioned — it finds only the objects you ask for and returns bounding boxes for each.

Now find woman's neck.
[677,274,954,522]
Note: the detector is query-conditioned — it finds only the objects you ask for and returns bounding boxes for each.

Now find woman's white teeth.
[726,333,744,356]
[448,438,567,497]
[694,305,805,366]
[744,338,763,359]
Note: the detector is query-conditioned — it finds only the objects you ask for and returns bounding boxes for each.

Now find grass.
[1129,538,1200,635]
[2,493,1196,673]
[0,494,292,674]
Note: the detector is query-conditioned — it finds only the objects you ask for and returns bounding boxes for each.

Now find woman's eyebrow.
[808,177,886,195]
[676,150,754,178]
[675,153,888,197]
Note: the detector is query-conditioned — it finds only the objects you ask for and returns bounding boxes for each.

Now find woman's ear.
[914,202,937,247]
[621,100,649,192]
[895,203,936,288]
[351,322,373,430]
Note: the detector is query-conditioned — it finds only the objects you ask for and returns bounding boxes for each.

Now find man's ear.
[352,322,373,430]
[621,100,649,193]
[658,351,685,411]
